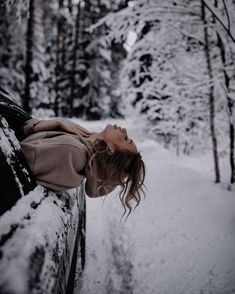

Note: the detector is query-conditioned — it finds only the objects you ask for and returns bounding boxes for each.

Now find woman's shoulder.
[51,133,88,149]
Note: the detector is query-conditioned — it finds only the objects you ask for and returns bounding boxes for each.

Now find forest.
[1,1,235,293]
[0,0,235,185]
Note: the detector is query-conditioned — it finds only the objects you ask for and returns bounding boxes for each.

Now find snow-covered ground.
[73,117,235,294]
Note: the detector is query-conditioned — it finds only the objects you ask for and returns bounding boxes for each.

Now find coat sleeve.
[84,162,119,198]
[21,118,43,137]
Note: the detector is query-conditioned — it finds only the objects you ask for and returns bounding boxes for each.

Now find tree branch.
[201,0,235,43]
[222,0,231,32]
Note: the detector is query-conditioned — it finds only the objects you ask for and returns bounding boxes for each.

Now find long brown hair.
[88,138,147,222]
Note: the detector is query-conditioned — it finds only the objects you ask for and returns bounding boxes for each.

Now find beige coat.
[19,118,118,197]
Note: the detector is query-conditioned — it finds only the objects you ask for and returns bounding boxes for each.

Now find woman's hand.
[32,118,95,137]
[59,119,95,137]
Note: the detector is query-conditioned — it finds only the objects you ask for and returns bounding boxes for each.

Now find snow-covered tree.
[70,0,130,119]
[90,0,235,166]
[0,2,27,102]
[23,0,51,115]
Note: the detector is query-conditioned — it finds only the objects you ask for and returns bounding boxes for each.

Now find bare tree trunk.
[226,46,235,185]
[54,0,64,117]
[201,0,220,183]
[69,2,80,117]
[228,98,235,184]
[23,0,35,115]
[214,0,235,185]
[213,0,235,186]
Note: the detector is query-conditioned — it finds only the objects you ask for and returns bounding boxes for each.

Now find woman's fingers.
[77,126,90,134]
[60,119,95,136]
[72,126,96,137]
[77,125,93,135]
[76,127,93,136]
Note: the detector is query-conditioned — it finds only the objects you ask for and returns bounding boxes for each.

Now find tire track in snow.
[104,215,135,294]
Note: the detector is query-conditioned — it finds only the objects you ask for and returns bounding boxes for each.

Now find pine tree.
[0,2,27,102]
[71,0,130,119]
[23,0,51,115]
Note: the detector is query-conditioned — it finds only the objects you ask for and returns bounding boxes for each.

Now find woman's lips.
[113,124,126,134]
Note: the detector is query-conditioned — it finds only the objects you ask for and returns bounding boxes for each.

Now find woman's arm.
[33,119,60,132]
[33,118,94,137]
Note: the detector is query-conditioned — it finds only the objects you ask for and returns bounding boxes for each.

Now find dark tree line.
[0,0,129,119]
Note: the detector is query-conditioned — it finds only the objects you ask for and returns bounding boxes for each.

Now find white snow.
[0,185,80,294]
[73,117,235,294]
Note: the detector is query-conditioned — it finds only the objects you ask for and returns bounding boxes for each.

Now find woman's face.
[101,124,138,154]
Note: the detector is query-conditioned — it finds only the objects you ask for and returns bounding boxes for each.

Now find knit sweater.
[19,118,118,197]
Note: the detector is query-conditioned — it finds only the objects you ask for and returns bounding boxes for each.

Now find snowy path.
[74,118,235,294]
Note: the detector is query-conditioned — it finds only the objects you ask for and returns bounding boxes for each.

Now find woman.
[19,118,146,220]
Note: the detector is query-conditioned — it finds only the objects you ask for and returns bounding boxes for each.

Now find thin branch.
[168,22,205,45]
[201,0,235,43]
[222,0,231,31]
